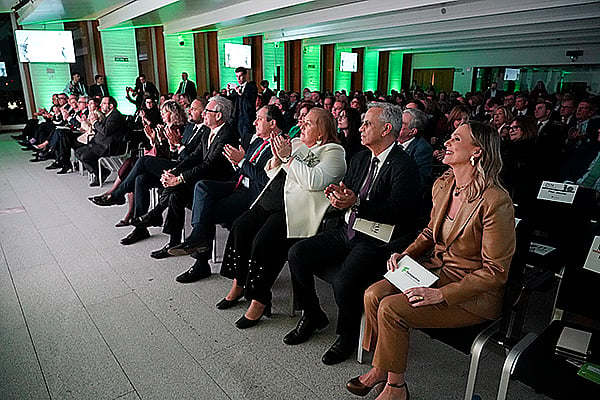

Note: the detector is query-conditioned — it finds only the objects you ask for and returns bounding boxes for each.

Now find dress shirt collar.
[398,137,416,151]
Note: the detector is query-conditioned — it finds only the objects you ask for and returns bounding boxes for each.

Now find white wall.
[412,44,600,94]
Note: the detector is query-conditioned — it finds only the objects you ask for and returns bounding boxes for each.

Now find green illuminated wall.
[363,49,380,92]
[218,36,243,90]
[100,29,138,115]
[26,23,71,111]
[334,46,352,92]
[164,33,196,94]
[302,45,320,91]
[263,42,285,92]
[388,51,404,92]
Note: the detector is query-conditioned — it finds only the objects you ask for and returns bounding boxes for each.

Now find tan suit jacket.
[404,171,516,320]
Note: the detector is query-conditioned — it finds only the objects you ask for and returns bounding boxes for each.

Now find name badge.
[537,181,578,204]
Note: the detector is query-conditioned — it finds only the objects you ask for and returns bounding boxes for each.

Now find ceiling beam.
[98,0,179,30]
[162,0,317,35]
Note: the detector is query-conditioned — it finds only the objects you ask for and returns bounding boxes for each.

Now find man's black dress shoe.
[56,161,73,174]
[283,312,329,345]
[45,161,61,170]
[91,194,126,206]
[29,154,48,162]
[120,228,150,245]
[175,261,211,283]
[132,212,163,228]
[322,335,356,365]
[216,294,244,310]
[235,304,272,329]
[168,240,211,256]
[150,243,175,259]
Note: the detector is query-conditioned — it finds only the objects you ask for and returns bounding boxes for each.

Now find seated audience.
[218,108,346,329]
[74,96,127,186]
[346,121,515,400]
[336,107,364,162]
[288,101,314,138]
[284,102,420,365]
[90,98,210,244]
[501,115,545,212]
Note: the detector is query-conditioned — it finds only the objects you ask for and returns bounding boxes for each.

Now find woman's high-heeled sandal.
[387,382,410,400]
[346,376,386,396]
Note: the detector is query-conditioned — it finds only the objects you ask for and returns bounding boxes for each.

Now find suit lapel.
[370,145,398,191]
[444,190,484,248]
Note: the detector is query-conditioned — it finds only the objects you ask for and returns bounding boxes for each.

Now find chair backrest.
[554,229,600,329]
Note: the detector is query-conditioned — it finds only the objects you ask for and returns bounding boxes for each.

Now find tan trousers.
[363,279,487,374]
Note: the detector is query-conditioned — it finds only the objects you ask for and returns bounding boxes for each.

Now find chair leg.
[288,262,297,317]
[357,312,366,363]
[495,333,537,400]
[463,322,498,400]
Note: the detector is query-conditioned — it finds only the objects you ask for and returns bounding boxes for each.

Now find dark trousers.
[288,227,389,341]
[112,155,177,218]
[56,128,83,161]
[220,205,296,305]
[189,180,250,260]
[75,144,107,175]
[156,184,193,243]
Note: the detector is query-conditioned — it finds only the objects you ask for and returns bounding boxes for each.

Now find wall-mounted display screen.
[0,61,6,77]
[340,52,358,72]
[504,68,521,81]
[224,43,251,69]
[15,30,76,63]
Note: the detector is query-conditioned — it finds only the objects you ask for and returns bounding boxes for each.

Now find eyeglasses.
[204,109,219,114]
[508,126,521,132]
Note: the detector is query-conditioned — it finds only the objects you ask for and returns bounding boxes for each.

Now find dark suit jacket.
[228,81,258,147]
[176,122,207,161]
[89,84,108,99]
[238,137,272,202]
[345,145,421,250]
[404,171,516,320]
[91,109,127,155]
[175,79,197,99]
[402,135,433,189]
[172,122,239,187]
[134,81,160,109]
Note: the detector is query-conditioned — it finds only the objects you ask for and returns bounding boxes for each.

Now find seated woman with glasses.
[217,107,346,329]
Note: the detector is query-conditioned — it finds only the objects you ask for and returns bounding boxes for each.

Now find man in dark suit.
[259,80,275,103]
[484,82,504,100]
[227,66,258,148]
[175,72,197,100]
[167,105,282,282]
[90,99,209,242]
[283,102,421,365]
[75,96,126,186]
[88,74,108,99]
[129,74,160,110]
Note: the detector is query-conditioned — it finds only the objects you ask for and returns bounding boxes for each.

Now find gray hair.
[368,101,403,138]
[208,96,233,122]
[403,108,428,135]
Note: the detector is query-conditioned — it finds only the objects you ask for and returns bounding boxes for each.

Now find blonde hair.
[462,121,504,201]
[308,107,339,144]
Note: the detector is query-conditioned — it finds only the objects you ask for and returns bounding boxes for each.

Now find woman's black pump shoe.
[216,294,243,310]
[234,304,271,329]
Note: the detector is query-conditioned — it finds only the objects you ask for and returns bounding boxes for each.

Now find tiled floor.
[0,133,553,399]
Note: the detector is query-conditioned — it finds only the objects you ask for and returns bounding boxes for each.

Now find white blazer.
[256,138,346,238]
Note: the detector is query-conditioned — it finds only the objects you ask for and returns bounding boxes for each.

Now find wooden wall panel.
[244,35,263,84]
[321,44,335,92]
[206,31,220,93]
[351,47,364,92]
[401,53,413,92]
[378,51,390,94]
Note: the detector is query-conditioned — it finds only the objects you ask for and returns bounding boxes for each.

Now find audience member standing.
[63,71,87,97]
[175,72,197,100]
[227,67,258,148]
[89,74,108,99]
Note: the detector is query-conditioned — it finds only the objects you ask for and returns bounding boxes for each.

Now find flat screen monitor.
[0,61,6,77]
[340,52,358,72]
[224,43,252,69]
[15,30,76,63]
[504,68,521,81]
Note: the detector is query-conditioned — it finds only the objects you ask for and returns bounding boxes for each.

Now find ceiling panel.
[4,0,600,55]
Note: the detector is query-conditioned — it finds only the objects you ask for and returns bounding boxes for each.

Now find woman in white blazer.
[218,108,347,329]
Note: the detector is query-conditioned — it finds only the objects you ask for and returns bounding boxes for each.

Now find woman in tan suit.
[346,121,516,400]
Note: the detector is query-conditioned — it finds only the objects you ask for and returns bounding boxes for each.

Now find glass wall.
[0,13,27,125]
